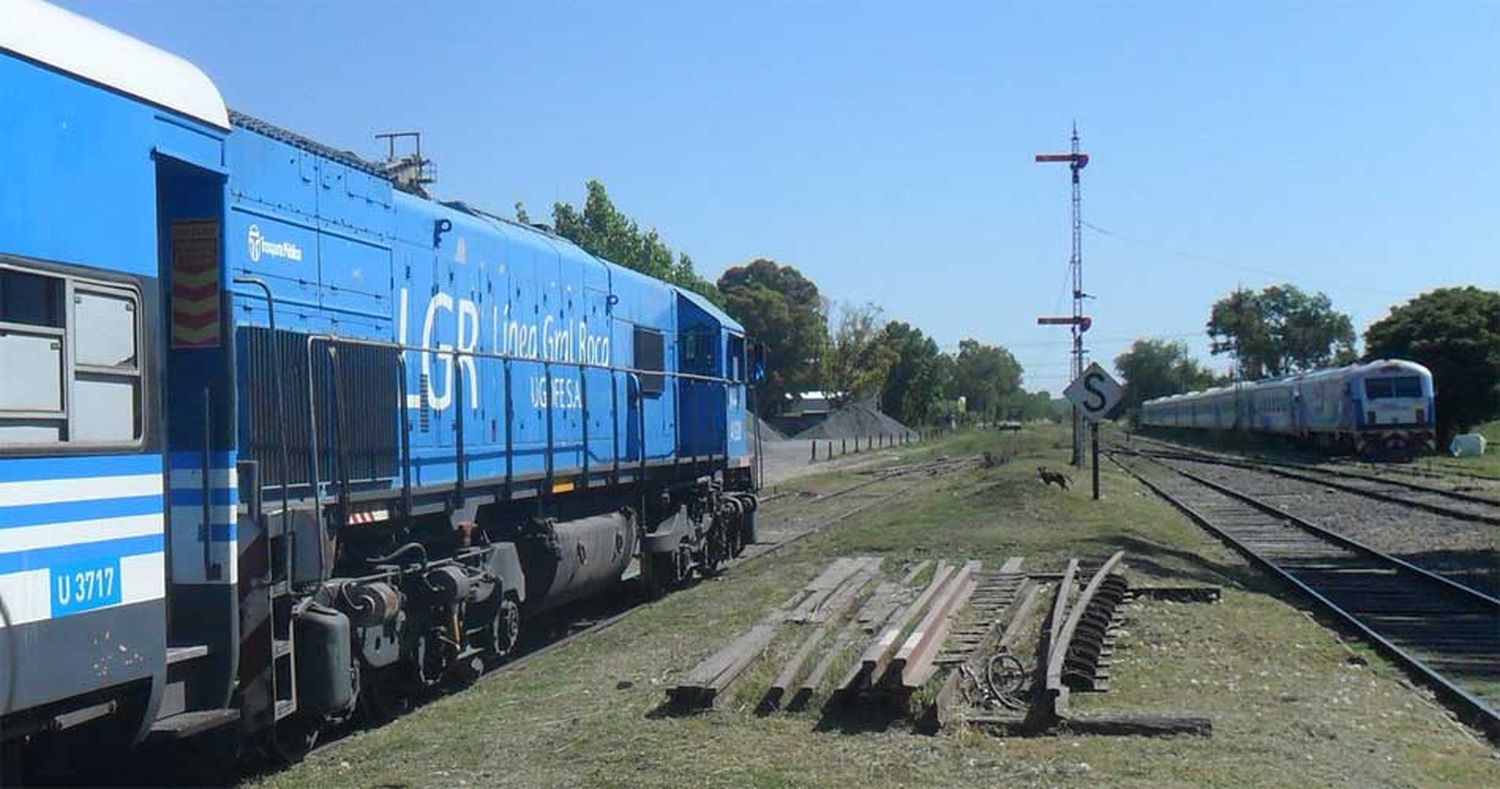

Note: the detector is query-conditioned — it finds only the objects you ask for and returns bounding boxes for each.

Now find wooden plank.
[899,559,933,585]
[997,556,1025,574]
[788,558,862,621]
[763,563,880,709]
[998,582,1045,650]
[811,562,879,624]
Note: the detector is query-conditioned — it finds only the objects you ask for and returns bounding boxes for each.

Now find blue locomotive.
[1138,359,1437,456]
[1,1,757,760]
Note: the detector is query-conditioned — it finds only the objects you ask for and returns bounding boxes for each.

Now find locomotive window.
[728,335,745,382]
[633,326,665,395]
[1366,376,1421,400]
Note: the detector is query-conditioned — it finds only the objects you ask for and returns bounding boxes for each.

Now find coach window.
[0,268,67,443]
[72,287,141,442]
[0,264,142,447]
[633,326,666,395]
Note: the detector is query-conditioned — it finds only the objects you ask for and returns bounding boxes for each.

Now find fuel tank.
[519,511,635,612]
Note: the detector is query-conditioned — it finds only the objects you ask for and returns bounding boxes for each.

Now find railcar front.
[1351,360,1436,455]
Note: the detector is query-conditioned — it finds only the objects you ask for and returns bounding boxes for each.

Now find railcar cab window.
[728,335,745,382]
[0,263,143,448]
[1365,376,1421,400]
[633,326,665,395]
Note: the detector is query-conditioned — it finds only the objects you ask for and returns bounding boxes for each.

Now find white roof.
[0,0,229,130]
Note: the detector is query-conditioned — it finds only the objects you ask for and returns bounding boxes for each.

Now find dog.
[1037,466,1072,490]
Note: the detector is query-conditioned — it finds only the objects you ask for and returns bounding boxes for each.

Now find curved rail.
[1045,551,1124,712]
[1110,450,1500,740]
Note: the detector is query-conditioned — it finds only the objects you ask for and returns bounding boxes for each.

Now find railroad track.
[1110,449,1500,740]
[1122,436,1500,526]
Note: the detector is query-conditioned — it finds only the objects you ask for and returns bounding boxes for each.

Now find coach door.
[156,154,238,711]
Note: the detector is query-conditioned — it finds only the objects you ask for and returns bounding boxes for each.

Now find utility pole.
[1035,124,1091,468]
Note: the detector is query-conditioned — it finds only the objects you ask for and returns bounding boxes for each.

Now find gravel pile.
[1169,458,1498,596]
[792,401,913,441]
[748,414,788,442]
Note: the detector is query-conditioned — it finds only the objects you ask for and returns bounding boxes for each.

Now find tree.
[876,321,946,425]
[824,303,899,408]
[1207,284,1355,379]
[1364,286,1500,437]
[540,180,721,303]
[717,259,829,412]
[1114,339,1222,414]
[951,339,1022,417]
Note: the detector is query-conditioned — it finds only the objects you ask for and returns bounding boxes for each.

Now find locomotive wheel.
[358,667,408,723]
[699,531,723,577]
[490,597,520,659]
[267,719,319,765]
[410,630,447,690]
[740,507,758,547]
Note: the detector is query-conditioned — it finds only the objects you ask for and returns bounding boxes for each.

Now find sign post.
[1063,362,1123,501]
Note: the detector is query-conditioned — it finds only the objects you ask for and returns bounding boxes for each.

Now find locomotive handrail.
[232,276,293,567]
[295,332,743,386]
[295,332,746,530]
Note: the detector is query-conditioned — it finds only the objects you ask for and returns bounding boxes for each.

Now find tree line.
[1115,283,1500,438]
[520,181,1047,426]
[521,181,1498,438]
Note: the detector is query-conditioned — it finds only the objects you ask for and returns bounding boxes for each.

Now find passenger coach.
[1138,359,1436,456]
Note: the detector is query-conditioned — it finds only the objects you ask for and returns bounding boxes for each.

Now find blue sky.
[65,1,1498,392]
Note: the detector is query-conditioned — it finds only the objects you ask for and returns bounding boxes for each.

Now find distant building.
[772,390,842,436]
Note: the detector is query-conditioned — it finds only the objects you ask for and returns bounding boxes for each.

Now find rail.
[1124,437,1500,525]
[1044,552,1123,713]
[1110,450,1500,739]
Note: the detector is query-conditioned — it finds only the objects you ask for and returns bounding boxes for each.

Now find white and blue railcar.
[1139,359,1436,455]
[2,0,760,763]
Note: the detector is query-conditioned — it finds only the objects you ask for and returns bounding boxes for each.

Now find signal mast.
[1035,125,1091,468]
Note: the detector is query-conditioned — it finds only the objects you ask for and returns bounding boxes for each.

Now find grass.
[253,425,1499,788]
[1422,420,1500,478]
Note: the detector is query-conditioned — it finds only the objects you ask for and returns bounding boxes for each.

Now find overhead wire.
[1080,220,1409,298]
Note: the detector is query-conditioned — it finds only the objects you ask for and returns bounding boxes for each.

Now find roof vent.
[375,131,435,198]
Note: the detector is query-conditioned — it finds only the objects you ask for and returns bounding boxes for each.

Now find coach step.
[146,709,241,743]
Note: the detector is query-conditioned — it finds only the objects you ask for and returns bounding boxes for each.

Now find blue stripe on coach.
[0,454,162,483]
[0,534,163,575]
[169,487,238,506]
[197,523,236,542]
[168,451,235,470]
[0,495,164,529]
